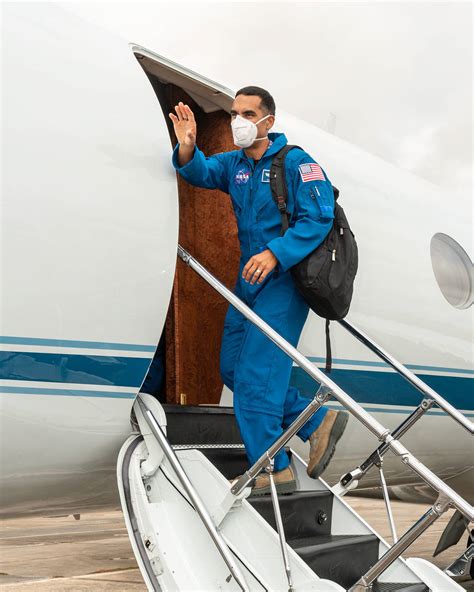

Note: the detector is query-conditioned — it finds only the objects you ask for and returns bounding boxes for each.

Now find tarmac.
[1,497,472,591]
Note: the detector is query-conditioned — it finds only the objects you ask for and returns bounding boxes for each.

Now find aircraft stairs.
[167,409,432,591]
[117,246,473,591]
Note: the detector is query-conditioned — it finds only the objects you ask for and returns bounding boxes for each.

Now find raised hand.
[169,102,196,148]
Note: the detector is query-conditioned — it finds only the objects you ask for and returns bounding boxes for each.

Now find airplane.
[1,3,472,590]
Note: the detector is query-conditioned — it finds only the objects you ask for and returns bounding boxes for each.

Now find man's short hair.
[235,86,276,116]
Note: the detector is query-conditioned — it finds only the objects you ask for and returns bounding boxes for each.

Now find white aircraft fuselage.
[1,4,472,518]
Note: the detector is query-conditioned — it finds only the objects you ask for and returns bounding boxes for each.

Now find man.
[170,87,348,495]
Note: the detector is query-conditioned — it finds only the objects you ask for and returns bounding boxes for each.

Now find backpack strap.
[270,144,300,234]
[270,146,335,372]
[270,145,338,233]
[325,319,332,373]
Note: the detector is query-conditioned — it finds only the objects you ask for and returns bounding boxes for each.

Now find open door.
[132,45,241,407]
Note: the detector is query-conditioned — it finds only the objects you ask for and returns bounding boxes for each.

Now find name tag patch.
[261,169,271,183]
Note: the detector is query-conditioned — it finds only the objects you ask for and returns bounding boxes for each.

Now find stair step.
[248,490,333,539]
[163,409,430,591]
[163,405,242,446]
[200,447,297,479]
[200,447,249,479]
[291,533,379,589]
[372,584,429,591]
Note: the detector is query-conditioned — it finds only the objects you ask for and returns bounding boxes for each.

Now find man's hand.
[169,102,197,166]
[242,249,278,285]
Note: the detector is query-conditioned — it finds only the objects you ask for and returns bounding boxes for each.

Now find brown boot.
[250,466,296,497]
[307,410,349,478]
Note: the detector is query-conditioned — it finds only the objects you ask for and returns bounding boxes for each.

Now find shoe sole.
[308,411,349,479]
[249,479,297,497]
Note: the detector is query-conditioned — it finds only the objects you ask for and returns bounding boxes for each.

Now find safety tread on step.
[288,532,378,551]
[163,404,242,446]
[198,445,293,480]
[371,583,429,591]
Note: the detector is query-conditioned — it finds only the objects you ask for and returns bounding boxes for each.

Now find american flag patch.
[299,163,325,182]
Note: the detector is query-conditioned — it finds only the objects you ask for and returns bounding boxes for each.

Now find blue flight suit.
[172,132,334,471]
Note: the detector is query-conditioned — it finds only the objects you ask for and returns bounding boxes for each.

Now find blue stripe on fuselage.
[0,386,136,399]
[1,348,472,411]
[291,367,474,411]
[0,336,156,352]
[307,357,474,375]
[0,351,149,387]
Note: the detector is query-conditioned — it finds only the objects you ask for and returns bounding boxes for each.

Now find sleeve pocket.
[311,183,334,219]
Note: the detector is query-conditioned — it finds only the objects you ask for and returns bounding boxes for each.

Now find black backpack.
[270,145,358,371]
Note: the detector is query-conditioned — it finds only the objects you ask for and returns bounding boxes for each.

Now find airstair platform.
[117,398,468,591]
[117,247,472,591]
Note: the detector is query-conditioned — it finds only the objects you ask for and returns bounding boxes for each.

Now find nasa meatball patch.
[234,168,250,185]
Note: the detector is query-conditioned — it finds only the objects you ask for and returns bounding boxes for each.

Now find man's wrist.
[178,143,195,167]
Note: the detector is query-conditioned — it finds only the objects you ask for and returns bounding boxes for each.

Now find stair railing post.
[266,455,294,592]
[334,398,435,496]
[376,453,398,544]
[445,542,474,578]
[349,494,451,591]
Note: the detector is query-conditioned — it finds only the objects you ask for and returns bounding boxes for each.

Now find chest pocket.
[254,182,273,221]
[256,184,297,227]
[255,168,293,218]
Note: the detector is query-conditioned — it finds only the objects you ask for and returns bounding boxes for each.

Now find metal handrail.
[178,245,474,523]
[350,495,452,591]
[339,318,474,434]
[334,398,435,495]
[135,395,250,592]
[267,458,294,591]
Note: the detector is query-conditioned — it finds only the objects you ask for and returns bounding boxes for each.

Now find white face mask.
[231,114,271,148]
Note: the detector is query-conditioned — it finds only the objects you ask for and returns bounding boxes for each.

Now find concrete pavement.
[1,499,472,590]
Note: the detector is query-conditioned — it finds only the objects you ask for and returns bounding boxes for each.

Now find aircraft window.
[430,233,473,309]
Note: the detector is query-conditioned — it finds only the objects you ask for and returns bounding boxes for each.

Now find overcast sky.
[65,1,472,195]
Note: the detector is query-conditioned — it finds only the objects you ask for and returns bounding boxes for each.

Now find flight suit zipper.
[247,158,255,255]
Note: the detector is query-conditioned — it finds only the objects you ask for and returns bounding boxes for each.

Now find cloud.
[62,1,473,193]
[396,121,473,190]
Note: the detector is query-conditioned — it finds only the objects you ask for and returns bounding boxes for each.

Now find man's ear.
[267,115,275,130]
